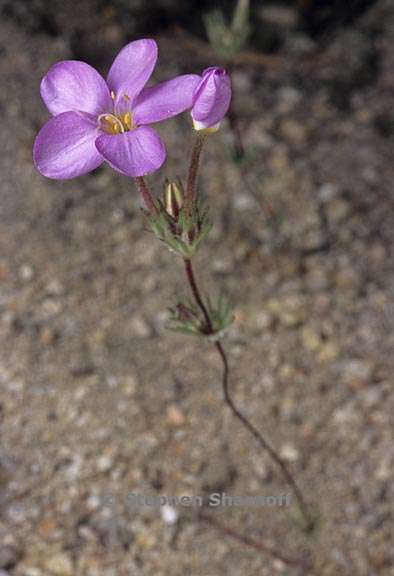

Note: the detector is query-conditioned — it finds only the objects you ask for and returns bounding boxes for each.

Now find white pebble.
[160,504,178,525]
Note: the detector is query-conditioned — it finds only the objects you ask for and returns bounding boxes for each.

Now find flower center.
[98,94,135,135]
[98,111,134,135]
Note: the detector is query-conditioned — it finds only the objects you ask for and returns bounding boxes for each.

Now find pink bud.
[191,67,231,131]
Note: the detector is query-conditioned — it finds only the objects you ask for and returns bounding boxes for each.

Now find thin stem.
[199,512,311,570]
[184,133,205,214]
[183,258,212,332]
[183,257,313,531]
[215,340,313,530]
[232,0,250,33]
[134,176,158,215]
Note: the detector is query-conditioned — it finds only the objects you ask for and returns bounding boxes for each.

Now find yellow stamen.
[123,112,133,130]
[111,90,116,100]
[98,113,124,134]
[98,110,135,135]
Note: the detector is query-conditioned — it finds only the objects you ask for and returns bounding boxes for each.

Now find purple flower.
[33,39,200,179]
[191,67,231,131]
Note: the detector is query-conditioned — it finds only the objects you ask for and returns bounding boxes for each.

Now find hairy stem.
[134,176,158,215]
[184,133,205,214]
[183,257,313,530]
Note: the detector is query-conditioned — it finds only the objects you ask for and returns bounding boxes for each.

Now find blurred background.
[0,1,393,575]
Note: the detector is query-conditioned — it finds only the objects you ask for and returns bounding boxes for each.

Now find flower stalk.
[183,258,212,332]
[184,133,205,215]
[134,176,158,215]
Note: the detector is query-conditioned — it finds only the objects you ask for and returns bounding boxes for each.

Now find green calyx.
[144,180,212,258]
[168,293,234,340]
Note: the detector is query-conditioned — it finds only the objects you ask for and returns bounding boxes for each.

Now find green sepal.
[167,293,234,339]
[144,199,212,258]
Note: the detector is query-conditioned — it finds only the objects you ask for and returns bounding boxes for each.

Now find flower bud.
[191,67,231,132]
[164,180,184,219]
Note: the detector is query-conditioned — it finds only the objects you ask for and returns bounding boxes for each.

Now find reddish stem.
[183,257,313,531]
[134,176,158,215]
[183,258,212,332]
[199,512,312,569]
[184,133,205,214]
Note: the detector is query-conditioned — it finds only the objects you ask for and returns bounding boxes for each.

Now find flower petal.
[33,111,103,179]
[107,39,158,107]
[132,74,201,125]
[191,67,231,128]
[95,126,165,177]
[40,61,112,116]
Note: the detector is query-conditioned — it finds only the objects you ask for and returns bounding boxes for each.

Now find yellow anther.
[104,114,115,125]
[98,110,133,135]
[123,94,130,101]
[123,112,133,130]
[111,91,116,100]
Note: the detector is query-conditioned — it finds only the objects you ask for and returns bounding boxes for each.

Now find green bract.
[144,185,212,258]
[168,293,234,340]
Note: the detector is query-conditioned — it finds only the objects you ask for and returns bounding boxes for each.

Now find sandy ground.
[0,1,393,574]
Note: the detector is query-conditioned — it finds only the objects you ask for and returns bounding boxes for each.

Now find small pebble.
[161,504,178,525]
[97,455,114,473]
[39,326,57,346]
[280,444,299,462]
[86,494,102,511]
[342,359,372,387]
[130,315,151,338]
[44,553,73,576]
[302,326,321,351]
[20,568,43,576]
[166,405,185,427]
[123,374,138,396]
[375,460,391,482]
[19,264,34,281]
[318,341,340,362]
[135,530,157,550]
